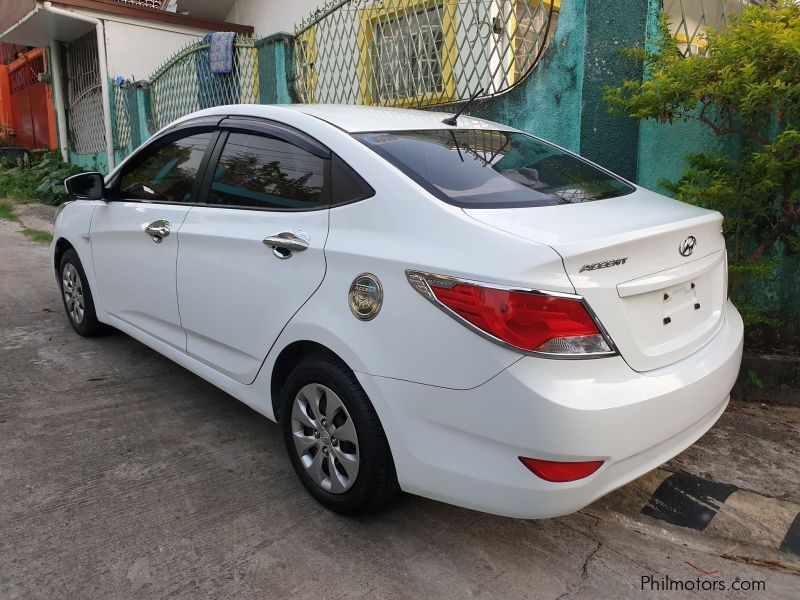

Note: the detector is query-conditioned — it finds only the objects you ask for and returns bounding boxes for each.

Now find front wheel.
[59,248,104,337]
[280,353,399,514]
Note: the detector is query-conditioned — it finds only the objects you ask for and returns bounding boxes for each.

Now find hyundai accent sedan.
[54,105,743,518]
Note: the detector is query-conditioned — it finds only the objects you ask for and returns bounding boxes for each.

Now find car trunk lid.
[464,190,728,372]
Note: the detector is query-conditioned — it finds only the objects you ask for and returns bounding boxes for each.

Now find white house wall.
[225,0,321,35]
[103,17,206,80]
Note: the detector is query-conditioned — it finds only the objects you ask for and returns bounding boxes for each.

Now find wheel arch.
[53,237,75,274]
[270,340,355,421]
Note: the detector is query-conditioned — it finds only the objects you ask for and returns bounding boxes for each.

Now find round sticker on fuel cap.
[349,274,383,321]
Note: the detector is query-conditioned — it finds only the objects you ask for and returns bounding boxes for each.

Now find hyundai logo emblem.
[679,236,697,257]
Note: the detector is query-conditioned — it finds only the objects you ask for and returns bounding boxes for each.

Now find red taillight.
[519,457,604,482]
[427,282,609,354]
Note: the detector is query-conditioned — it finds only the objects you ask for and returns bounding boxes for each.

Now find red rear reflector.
[429,283,601,352]
[518,457,604,482]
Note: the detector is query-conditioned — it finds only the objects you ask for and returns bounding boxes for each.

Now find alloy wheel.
[290,383,360,493]
[61,263,85,324]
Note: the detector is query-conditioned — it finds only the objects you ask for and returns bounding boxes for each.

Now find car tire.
[59,248,105,337]
[280,352,399,514]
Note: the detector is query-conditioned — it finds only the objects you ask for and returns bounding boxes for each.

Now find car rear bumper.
[356,301,744,519]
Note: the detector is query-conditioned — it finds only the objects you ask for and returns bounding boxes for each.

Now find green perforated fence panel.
[149,36,260,131]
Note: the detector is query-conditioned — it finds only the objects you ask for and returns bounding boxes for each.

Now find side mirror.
[64,172,105,200]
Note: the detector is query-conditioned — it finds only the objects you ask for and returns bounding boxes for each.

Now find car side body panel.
[52,201,101,309]
[177,205,330,384]
[90,202,191,349]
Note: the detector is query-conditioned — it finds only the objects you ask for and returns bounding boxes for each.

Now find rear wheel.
[59,248,104,337]
[280,353,399,514]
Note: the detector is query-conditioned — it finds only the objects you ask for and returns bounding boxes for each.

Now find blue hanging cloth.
[207,32,236,75]
[197,32,238,109]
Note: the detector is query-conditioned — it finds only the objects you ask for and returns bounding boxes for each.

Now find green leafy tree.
[605,2,800,310]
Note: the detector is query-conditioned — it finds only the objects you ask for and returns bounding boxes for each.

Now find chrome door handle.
[263,231,310,259]
[144,219,171,243]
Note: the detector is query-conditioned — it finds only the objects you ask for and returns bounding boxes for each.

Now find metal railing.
[65,31,106,154]
[293,0,558,108]
[149,35,260,131]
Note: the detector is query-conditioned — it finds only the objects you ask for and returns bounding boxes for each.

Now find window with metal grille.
[293,0,558,109]
[664,0,760,57]
[513,1,557,82]
[373,6,445,102]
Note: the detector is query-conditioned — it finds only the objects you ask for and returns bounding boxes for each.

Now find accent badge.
[349,273,383,321]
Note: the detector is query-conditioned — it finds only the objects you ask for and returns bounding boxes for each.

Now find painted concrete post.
[255,33,296,104]
[578,0,648,180]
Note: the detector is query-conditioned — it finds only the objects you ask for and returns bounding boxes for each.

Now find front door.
[90,128,215,348]
[177,125,330,383]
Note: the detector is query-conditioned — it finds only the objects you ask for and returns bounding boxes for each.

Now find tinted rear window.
[354,130,634,208]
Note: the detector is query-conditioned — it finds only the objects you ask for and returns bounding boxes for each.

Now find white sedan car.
[54,105,743,518]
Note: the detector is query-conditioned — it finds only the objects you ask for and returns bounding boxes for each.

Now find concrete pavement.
[1,218,798,599]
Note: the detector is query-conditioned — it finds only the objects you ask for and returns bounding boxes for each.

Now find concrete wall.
[104,17,205,80]
[226,0,320,35]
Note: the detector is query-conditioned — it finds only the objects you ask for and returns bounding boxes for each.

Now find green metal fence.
[149,35,260,131]
[292,0,558,108]
[112,80,131,150]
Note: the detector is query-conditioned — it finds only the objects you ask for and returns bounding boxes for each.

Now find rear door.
[90,126,216,348]
[176,119,330,383]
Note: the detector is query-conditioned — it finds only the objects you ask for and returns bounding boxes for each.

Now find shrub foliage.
[0,151,87,206]
[605,1,800,317]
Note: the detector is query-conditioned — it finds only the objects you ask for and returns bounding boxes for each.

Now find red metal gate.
[4,48,56,149]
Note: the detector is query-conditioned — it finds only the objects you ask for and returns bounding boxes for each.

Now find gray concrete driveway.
[1,218,798,599]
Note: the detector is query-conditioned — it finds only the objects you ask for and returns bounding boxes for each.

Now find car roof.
[287,104,513,133]
[179,104,513,134]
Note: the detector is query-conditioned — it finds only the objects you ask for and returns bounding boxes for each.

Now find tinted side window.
[331,154,374,206]
[206,132,326,209]
[119,132,212,203]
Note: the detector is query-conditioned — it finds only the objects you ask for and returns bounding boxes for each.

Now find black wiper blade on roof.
[442,87,483,127]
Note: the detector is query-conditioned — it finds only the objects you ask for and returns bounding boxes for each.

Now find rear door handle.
[263,231,310,259]
[144,219,171,243]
